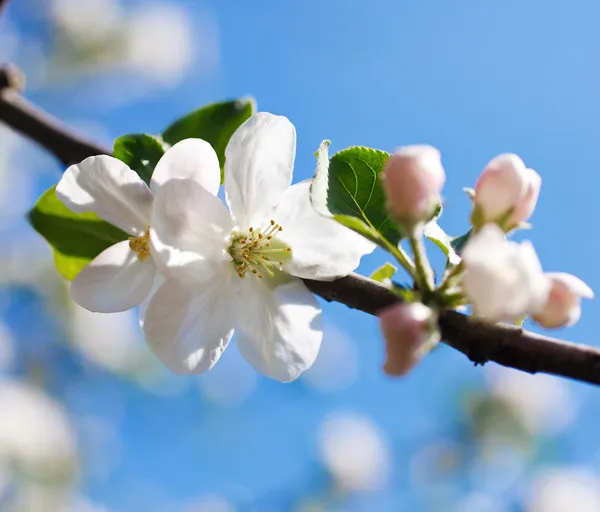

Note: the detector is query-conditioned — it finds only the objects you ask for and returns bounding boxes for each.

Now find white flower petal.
[57,155,152,235]
[273,181,375,280]
[70,240,156,313]
[138,273,166,329]
[142,270,237,375]
[461,225,549,322]
[150,139,221,196]
[545,272,594,299]
[224,112,295,229]
[235,277,322,382]
[150,179,233,286]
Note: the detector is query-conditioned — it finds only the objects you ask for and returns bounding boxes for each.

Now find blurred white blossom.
[124,4,199,87]
[0,127,36,223]
[526,467,600,512]
[10,487,113,512]
[486,367,575,434]
[48,0,217,92]
[318,412,390,492]
[50,0,123,46]
[68,303,147,374]
[0,381,77,481]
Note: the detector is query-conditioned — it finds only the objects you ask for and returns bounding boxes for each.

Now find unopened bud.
[378,302,437,376]
[381,145,445,224]
[532,272,594,329]
[506,168,541,230]
[472,154,540,230]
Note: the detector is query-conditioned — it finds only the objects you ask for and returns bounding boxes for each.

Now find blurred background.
[1,0,600,510]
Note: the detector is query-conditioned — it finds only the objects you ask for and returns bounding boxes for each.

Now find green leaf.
[450,229,472,256]
[423,221,461,266]
[311,141,405,250]
[162,98,255,181]
[370,262,397,283]
[28,186,129,280]
[113,134,165,185]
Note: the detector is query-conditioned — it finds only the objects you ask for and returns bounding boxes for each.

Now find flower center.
[229,220,292,279]
[128,228,151,261]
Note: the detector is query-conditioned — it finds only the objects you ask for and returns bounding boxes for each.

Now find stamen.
[128,228,151,261]
[228,220,292,280]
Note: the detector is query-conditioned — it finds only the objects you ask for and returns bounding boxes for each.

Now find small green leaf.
[450,229,472,256]
[311,141,405,250]
[371,262,397,283]
[113,134,165,185]
[162,98,255,181]
[28,186,128,280]
[423,221,461,266]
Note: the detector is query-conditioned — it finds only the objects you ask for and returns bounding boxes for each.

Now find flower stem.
[380,237,417,280]
[438,261,464,294]
[408,229,434,294]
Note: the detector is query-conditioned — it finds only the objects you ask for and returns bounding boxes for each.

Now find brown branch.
[3,65,600,386]
[0,67,110,166]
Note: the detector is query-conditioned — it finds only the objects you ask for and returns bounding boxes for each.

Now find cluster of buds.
[378,145,593,378]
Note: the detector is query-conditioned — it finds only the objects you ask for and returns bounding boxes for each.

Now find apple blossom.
[461,224,549,322]
[144,112,375,381]
[379,302,437,376]
[532,272,594,329]
[56,138,219,313]
[472,153,541,229]
[381,145,445,223]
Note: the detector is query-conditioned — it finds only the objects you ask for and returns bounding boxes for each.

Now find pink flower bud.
[378,302,436,376]
[506,168,541,229]
[381,145,446,223]
[532,273,594,329]
[472,154,534,227]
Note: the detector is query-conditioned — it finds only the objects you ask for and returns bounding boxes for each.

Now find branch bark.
[0,67,109,166]
[3,65,600,386]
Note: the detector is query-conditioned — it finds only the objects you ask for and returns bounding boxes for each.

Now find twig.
[0,67,110,166]
[2,65,600,386]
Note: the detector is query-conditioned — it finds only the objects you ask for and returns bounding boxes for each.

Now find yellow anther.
[228,220,292,280]
[128,228,151,261]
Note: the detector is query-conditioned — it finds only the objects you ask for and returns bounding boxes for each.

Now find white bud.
[472,154,540,229]
[532,272,594,328]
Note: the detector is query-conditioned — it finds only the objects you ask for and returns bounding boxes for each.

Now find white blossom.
[461,224,549,322]
[526,467,600,512]
[56,139,220,313]
[143,112,374,381]
[318,412,390,492]
[0,381,77,481]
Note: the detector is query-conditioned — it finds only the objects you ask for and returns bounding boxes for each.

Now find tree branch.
[3,65,600,386]
[0,67,110,166]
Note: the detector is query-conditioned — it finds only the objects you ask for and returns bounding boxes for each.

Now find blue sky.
[4,0,600,510]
